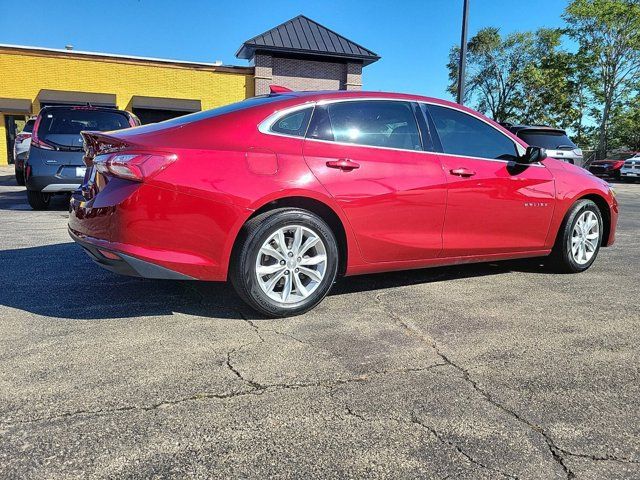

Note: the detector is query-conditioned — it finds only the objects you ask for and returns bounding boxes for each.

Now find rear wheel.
[27,190,51,210]
[230,208,339,317]
[548,199,603,273]
[15,167,25,186]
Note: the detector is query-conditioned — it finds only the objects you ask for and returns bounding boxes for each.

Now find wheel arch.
[232,195,351,277]
[579,193,612,246]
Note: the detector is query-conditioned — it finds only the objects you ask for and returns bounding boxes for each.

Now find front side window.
[270,107,313,137]
[427,104,518,160]
[308,100,422,151]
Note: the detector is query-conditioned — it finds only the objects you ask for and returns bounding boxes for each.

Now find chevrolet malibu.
[69,89,619,317]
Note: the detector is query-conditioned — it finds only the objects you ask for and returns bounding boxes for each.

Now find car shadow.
[0,174,70,211]
[0,242,553,321]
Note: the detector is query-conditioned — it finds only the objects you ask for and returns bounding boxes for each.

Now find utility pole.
[456,0,470,105]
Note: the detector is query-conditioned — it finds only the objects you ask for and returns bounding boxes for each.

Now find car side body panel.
[68,91,618,284]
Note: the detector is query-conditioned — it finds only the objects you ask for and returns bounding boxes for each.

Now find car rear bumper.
[25,167,85,192]
[69,228,195,280]
[588,166,620,177]
[620,168,640,178]
[68,177,247,281]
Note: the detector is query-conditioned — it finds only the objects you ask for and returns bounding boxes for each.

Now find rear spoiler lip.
[81,131,134,166]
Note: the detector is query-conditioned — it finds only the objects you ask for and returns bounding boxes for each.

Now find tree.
[447,28,579,127]
[518,29,582,130]
[609,98,640,150]
[447,28,536,122]
[564,0,640,158]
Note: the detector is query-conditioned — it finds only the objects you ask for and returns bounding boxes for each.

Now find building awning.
[130,96,201,112]
[0,98,32,113]
[37,89,117,107]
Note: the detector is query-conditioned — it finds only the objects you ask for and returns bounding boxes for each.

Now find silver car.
[620,153,640,182]
[506,125,584,167]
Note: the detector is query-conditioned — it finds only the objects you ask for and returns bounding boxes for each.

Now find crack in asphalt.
[374,292,576,479]
[410,412,519,479]
[329,391,518,479]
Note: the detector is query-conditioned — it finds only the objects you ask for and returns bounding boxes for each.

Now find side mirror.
[521,146,547,164]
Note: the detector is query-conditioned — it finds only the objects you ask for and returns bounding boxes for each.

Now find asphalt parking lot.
[0,166,638,479]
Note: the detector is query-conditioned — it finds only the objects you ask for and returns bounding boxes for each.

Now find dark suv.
[25,106,139,210]
[503,124,583,166]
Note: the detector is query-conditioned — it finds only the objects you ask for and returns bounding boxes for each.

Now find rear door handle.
[450,168,476,177]
[326,158,360,171]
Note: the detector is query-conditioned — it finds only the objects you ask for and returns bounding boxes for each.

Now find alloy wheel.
[571,210,600,265]
[255,225,328,303]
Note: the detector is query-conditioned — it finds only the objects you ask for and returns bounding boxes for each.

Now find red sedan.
[69,89,619,317]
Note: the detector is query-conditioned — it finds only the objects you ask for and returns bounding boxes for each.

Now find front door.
[425,104,555,257]
[303,100,447,263]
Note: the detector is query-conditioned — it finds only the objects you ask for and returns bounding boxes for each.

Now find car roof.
[507,124,567,134]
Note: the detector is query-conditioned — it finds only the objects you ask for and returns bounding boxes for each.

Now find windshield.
[518,130,577,150]
[37,109,131,148]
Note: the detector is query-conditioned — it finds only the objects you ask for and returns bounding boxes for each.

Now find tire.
[27,190,51,210]
[15,168,25,186]
[548,199,603,273]
[230,208,339,317]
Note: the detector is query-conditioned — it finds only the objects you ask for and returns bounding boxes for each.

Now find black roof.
[236,15,380,66]
[504,124,567,134]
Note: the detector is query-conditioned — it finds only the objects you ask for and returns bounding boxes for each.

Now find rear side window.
[309,100,422,151]
[37,109,131,147]
[270,107,313,137]
[517,130,577,150]
[427,104,518,160]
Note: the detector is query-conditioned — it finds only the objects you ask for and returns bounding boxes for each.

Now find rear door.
[425,104,556,257]
[303,100,447,263]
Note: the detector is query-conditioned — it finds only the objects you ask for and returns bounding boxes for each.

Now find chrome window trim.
[258,96,541,166]
[257,102,317,139]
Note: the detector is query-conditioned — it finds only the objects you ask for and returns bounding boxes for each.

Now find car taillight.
[93,152,176,181]
[30,115,55,150]
[15,133,31,144]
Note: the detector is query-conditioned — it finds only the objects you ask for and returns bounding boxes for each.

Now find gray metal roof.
[236,15,380,66]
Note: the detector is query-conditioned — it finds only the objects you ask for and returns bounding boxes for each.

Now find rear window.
[37,109,131,147]
[518,130,577,150]
[22,119,35,133]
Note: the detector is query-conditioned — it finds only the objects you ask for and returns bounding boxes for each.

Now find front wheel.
[230,208,339,317]
[27,190,51,210]
[548,199,603,273]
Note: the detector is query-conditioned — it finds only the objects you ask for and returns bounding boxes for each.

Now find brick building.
[0,15,379,166]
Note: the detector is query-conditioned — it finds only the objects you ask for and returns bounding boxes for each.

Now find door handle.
[326,158,360,171]
[450,168,476,177]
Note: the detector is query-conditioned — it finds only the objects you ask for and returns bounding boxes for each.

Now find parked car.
[619,153,640,182]
[69,89,618,317]
[25,106,139,209]
[13,118,35,185]
[589,152,640,180]
[503,124,583,166]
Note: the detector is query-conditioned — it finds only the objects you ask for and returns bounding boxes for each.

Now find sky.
[0,0,569,100]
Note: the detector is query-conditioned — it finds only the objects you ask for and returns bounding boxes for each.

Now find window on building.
[308,100,422,151]
[270,107,313,137]
[427,104,518,160]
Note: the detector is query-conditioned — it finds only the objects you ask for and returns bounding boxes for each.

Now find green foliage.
[564,0,640,156]
[446,0,640,154]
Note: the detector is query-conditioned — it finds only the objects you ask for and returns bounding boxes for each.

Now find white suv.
[620,153,640,182]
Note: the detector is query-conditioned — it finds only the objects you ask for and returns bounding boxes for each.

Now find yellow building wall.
[0,49,254,165]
